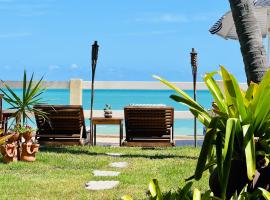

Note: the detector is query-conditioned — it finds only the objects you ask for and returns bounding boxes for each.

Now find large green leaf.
[252,69,270,109]
[170,94,211,126]
[220,118,240,199]
[153,75,205,112]
[204,72,227,114]
[242,125,256,180]
[194,125,217,180]
[220,66,247,121]
[253,86,270,133]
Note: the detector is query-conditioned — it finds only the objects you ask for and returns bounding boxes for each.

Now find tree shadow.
[39,146,198,160]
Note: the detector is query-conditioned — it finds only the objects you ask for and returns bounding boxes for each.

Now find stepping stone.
[106,153,123,157]
[93,170,120,177]
[109,162,128,168]
[85,181,119,190]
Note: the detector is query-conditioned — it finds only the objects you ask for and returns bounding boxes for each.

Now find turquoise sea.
[2,89,213,136]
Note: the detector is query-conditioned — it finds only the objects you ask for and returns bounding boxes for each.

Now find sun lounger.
[123,105,175,147]
[33,105,88,145]
[0,94,3,130]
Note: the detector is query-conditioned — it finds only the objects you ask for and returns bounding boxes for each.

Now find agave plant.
[153,66,270,199]
[0,70,47,127]
[0,131,14,145]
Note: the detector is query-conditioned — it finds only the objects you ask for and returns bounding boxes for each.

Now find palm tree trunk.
[228,0,269,84]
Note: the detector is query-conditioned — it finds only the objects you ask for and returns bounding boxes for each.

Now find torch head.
[190,48,197,75]
[92,41,99,62]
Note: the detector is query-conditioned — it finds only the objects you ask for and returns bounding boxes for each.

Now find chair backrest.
[33,105,87,138]
[124,106,174,138]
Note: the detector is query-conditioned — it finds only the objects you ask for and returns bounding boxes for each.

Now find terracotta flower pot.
[1,143,18,163]
[21,143,40,162]
[22,131,33,143]
[7,132,20,143]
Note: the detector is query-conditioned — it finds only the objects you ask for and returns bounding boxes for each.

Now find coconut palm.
[228,0,269,84]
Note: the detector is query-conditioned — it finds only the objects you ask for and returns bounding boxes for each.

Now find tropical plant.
[104,104,112,110]
[228,0,269,84]
[153,66,270,199]
[13,124,34,134]
[0,70,47,127]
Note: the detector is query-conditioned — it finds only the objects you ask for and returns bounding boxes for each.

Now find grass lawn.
[0,146,209,200]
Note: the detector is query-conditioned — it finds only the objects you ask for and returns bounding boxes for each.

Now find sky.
[0,0,260,82]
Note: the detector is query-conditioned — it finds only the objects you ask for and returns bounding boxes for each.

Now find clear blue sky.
[0,0,257,82]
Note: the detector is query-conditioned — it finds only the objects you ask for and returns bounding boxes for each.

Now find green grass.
[0,146,209,200]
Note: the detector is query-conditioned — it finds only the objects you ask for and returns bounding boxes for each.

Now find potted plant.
[153,66,270,199]
[13,125,34,143]
[0,70,47,162]
[104,104,112,118]
[0,129,17,163]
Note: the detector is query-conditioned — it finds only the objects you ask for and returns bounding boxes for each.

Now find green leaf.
[201,190,212,200]
[193,188,201,200]
[179,182,193,197]
[194,126,217,180]
[121,195,133,200]
[219,118,240,199]
[252,69,270,109]
[242,125,256,180]
[149,179,163,200]
[258,188,270,199]
[170,94,211,126]
[220,66,247,121]
[153,75,205,111]
[204,72,227,114]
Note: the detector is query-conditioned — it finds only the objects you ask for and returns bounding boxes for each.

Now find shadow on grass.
[39,146,198,160]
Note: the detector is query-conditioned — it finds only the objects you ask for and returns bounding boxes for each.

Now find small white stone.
[93,170,120,177]
[85,181,119,190]
[106,153,122,157]
[109,162,128,168]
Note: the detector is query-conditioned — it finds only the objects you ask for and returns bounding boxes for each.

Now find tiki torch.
[190,48,198,147]
[90,41,99,145]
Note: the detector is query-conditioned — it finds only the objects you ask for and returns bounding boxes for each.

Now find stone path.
[85,153,128,191]
[85,181,119,190]
[93,170,120,177]
[105,153,122,157]
[109,162,128,168]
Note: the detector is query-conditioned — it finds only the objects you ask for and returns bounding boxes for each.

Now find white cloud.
[48,65,60,70]
[0,32,31,38]
[134,13,212,24]
[0,0,55,17]
[70,64,80,69]
[128,30,178,37]
[135,14,188,23]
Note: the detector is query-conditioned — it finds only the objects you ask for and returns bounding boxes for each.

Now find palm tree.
[228,0,269,84]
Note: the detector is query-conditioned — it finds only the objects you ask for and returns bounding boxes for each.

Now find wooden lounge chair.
[0,94,3,130]
[33,105,88,145]
[123,106,175,147]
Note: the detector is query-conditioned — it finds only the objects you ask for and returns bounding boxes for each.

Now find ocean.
[2,89,213,136]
